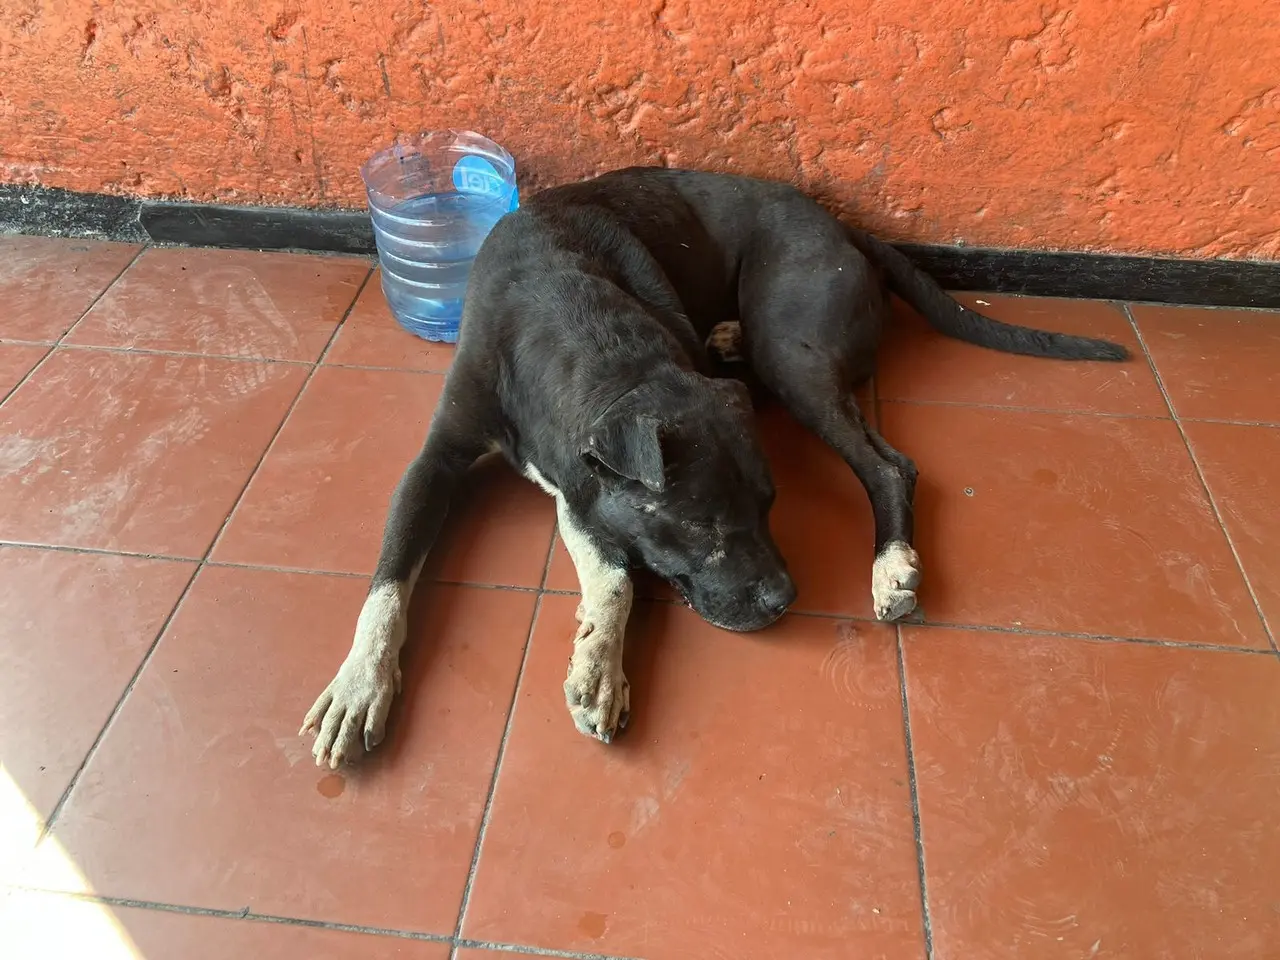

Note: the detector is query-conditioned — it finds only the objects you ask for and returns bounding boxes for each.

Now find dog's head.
[582,375,795,632]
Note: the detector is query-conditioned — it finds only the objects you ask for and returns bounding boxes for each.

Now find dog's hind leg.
[524,465,632,743]
[739,225,922,621]
[777,383,920,621]
[301,383,495,767]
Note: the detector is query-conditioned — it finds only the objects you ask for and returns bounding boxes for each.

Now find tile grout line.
[0,539,201,564]
[877,613,1276,657]
[0,539,551,592]
[56,341,315,366]
[1122,304,1279,657]
[0,244,149,409]
[448,597,545,952]
[204,558,547,592]
[878,397,1173,422]
[9,887,450,942]
[1,535,1268,656]
[1121,298,1280,315]
[317,266,375,365]
[204,266,373,559]
[11,886,644,959]
[449,530,559,958]
[455,937,646,960]
[57,244,151,342]
[38,559,201,839]
[1180,415,1280,429]
[1,532,1268,656]
[323,360,453,375]
[539,527,560,592]
[0,342,55,408]
[5,343,454,378]
[38,265,374,838]
[895,626,935,960]
[202,558,549,595]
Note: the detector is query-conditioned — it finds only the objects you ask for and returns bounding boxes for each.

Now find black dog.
[301,167,1126,764]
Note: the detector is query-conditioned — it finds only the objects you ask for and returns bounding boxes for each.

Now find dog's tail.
[846,226,1129,362]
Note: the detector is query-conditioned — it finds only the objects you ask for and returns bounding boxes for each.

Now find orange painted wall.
[2,1,1277,258]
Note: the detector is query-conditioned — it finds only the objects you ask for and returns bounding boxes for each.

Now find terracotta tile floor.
[2,242,1278,960]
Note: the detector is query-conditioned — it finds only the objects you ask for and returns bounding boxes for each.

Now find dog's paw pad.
[564,643,630,743]
[872,541,921,622]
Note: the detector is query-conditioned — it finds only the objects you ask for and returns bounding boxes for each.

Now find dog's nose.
[757,574,797,615]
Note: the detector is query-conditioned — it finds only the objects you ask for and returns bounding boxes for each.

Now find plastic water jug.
[360,131,518,342]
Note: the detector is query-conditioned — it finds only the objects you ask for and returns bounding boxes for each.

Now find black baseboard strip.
[900,243,1280,309]
[140,201,373,256]
[3,182,1279,309]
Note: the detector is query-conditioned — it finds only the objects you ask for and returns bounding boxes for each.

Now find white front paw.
[300,655,401,768]
[872,541,922,621]
[564,638,629,744]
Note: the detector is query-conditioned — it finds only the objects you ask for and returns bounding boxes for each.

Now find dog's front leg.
[562,518,632,743]
[525,467,632,743]
[302,414,487,768]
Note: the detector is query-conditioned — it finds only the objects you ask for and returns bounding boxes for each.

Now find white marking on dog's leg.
[525,464,632,742]
[872,540,921,621]
[301,557,424,768]
[522,464,559,498]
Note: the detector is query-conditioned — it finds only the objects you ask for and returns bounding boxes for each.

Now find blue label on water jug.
[453,156,505,197]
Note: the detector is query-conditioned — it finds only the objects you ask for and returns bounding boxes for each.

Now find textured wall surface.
[2,0,1278,258]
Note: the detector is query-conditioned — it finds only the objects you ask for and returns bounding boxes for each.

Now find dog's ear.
[582,413,666,492]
